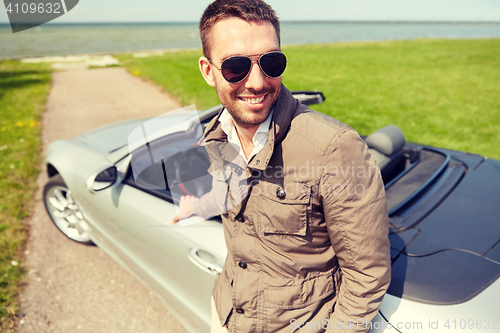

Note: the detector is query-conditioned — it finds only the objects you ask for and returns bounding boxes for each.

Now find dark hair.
[199,0,280,58]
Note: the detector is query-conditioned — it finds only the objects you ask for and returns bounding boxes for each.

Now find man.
[174,0,391,332]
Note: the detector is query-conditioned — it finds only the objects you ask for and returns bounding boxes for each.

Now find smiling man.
[174,1,391,332]
[201,17,280,130]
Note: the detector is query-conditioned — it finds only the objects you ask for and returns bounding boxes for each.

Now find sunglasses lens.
[260,52,287,78]
[218,52,287,83]
[221,56,252,83]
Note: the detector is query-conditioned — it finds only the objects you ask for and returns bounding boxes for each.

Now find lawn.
[117,38,500,160]
[0,60,51,331]
[0,37,498,330]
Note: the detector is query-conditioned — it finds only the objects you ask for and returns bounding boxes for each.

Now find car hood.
[403,158,500,259]
[388,156,500,305]
[73,111,201,154]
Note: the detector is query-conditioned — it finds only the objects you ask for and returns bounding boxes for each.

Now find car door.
[82,145,226,333]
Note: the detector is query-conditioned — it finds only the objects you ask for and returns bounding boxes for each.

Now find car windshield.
[125,106,462,232]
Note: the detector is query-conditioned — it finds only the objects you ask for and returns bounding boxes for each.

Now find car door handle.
[188,248,223,276]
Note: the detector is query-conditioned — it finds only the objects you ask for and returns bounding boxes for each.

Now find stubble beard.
[215,83,281,129]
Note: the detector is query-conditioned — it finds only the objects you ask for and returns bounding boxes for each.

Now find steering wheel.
[173,148,212,198]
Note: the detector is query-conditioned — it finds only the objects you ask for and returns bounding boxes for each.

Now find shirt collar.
[218,107,274,163]
[219,107,274,142]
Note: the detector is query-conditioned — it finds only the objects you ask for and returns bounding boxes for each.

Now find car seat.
[364,125,406,183]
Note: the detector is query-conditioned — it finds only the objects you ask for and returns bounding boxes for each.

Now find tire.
[43,174,94,245]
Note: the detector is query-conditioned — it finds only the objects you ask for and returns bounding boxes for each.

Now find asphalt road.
[19,66,189,333]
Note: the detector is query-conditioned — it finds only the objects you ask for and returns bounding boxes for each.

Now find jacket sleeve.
[193,166,230,219]
[192,142,230,219]
[320,129,391,333]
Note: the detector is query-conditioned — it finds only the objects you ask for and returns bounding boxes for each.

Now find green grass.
[0,37,495,331]
[117,39,500,160]
[0,60,51,331]
[116,51,220,110]
[0,38,496,330]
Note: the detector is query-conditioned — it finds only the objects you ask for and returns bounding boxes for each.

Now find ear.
[199,56,216,87]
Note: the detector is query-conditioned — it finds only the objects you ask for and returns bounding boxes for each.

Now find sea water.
[1,21,499,59]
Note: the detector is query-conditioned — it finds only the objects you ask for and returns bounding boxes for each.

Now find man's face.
[199,18,282,128]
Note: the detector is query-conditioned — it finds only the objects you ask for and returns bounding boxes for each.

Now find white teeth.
[242,96,265,104]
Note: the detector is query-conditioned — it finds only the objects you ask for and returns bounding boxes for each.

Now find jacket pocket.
[264,269,335,309]
[258,183,311,236]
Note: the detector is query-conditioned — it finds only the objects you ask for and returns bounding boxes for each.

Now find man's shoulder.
[287,104,355,151]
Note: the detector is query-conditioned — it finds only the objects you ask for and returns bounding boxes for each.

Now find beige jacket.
[195,85,391,333]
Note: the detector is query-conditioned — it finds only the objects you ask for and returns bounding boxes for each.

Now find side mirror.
[86,166,117,193]
[291,91,325,106]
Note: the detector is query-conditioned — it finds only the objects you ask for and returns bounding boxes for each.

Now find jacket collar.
[200,84,298,170]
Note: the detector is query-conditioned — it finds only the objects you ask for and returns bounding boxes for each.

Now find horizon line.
[1,20,500,26]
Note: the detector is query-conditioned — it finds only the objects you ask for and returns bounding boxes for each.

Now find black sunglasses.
[208,51,288,83]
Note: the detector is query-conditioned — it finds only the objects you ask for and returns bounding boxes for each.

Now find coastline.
[1,21,500,59]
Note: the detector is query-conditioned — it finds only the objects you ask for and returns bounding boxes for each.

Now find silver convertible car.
[43,91,500,333]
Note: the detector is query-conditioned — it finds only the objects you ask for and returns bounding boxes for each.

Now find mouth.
[240,95,265,104]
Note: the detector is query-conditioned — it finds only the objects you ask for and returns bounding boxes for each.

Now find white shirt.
[219,108,274,164]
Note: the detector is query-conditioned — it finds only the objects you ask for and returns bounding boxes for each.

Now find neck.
[233,122,259,160]
[234,122,259,142]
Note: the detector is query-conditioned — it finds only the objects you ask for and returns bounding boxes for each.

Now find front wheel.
[43,174,94,245]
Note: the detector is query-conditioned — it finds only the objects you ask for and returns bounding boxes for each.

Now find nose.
[244,61,266,91]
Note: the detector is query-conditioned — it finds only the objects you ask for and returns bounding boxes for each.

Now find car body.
[43,91,500,333]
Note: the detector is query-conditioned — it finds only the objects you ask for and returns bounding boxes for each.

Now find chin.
[234,105,272,127]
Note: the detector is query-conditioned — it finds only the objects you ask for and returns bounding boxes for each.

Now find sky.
[1,0,500,24]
